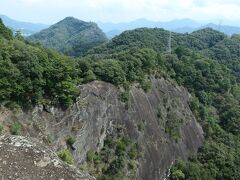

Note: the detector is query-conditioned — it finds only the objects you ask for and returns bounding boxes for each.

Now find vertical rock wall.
[0,78,204,179]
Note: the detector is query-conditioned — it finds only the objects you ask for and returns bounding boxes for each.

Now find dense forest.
[1,17,240,179]
[0,19,79,109]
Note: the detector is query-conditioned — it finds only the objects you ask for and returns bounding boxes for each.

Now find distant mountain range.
[0,15,49,36]
[98,18,201,38]
[1,15,240,39]
[98,18,240,38]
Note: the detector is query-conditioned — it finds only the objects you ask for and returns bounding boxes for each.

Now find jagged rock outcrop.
[0,135,94,180]
[0,78,204,179]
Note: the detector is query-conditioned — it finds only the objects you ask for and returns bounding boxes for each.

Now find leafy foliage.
[10,122,22,135]
[93,59,126,85]
[66,136,76,146]
[0,22,79,108]
[0,18,13,40]
[0,124,4,134]
[82,130,142,180]
[203,34,240,80]
[58,149,74,165]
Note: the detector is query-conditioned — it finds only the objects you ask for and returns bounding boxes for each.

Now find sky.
[0,0,240,24]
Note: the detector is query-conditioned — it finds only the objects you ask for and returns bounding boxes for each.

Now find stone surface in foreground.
[0,135,94,180]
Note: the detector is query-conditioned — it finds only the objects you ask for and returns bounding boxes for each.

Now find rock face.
[0,135,94,180]
[0,78,204,180]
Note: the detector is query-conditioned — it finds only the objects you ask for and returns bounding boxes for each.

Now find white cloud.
[0,0,240,24]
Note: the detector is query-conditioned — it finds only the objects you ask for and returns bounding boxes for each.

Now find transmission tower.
[238,43,240,57]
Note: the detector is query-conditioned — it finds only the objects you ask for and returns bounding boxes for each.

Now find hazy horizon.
[0,14,208,25]
[1,0,240,26]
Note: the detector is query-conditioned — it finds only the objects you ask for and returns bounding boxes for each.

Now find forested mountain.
[201,23,240,36]
[28,17,108,57]
[0,17,240,180]
[88,27,226,56]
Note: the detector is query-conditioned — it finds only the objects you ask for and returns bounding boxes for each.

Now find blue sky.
[0,0,240,24]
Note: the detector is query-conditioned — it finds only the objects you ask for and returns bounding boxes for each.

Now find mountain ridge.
[98,18,240,38]
[27,17,108,57]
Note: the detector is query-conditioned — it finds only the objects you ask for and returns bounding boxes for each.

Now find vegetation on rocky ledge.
[81,128,142,180]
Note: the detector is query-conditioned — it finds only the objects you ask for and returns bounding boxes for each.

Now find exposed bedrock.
[0,135,94,180]
[0,78,204,180]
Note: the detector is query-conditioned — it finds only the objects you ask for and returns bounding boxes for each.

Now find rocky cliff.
[0,78,204,179]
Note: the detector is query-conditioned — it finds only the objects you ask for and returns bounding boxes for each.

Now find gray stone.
[0,135,94,180]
